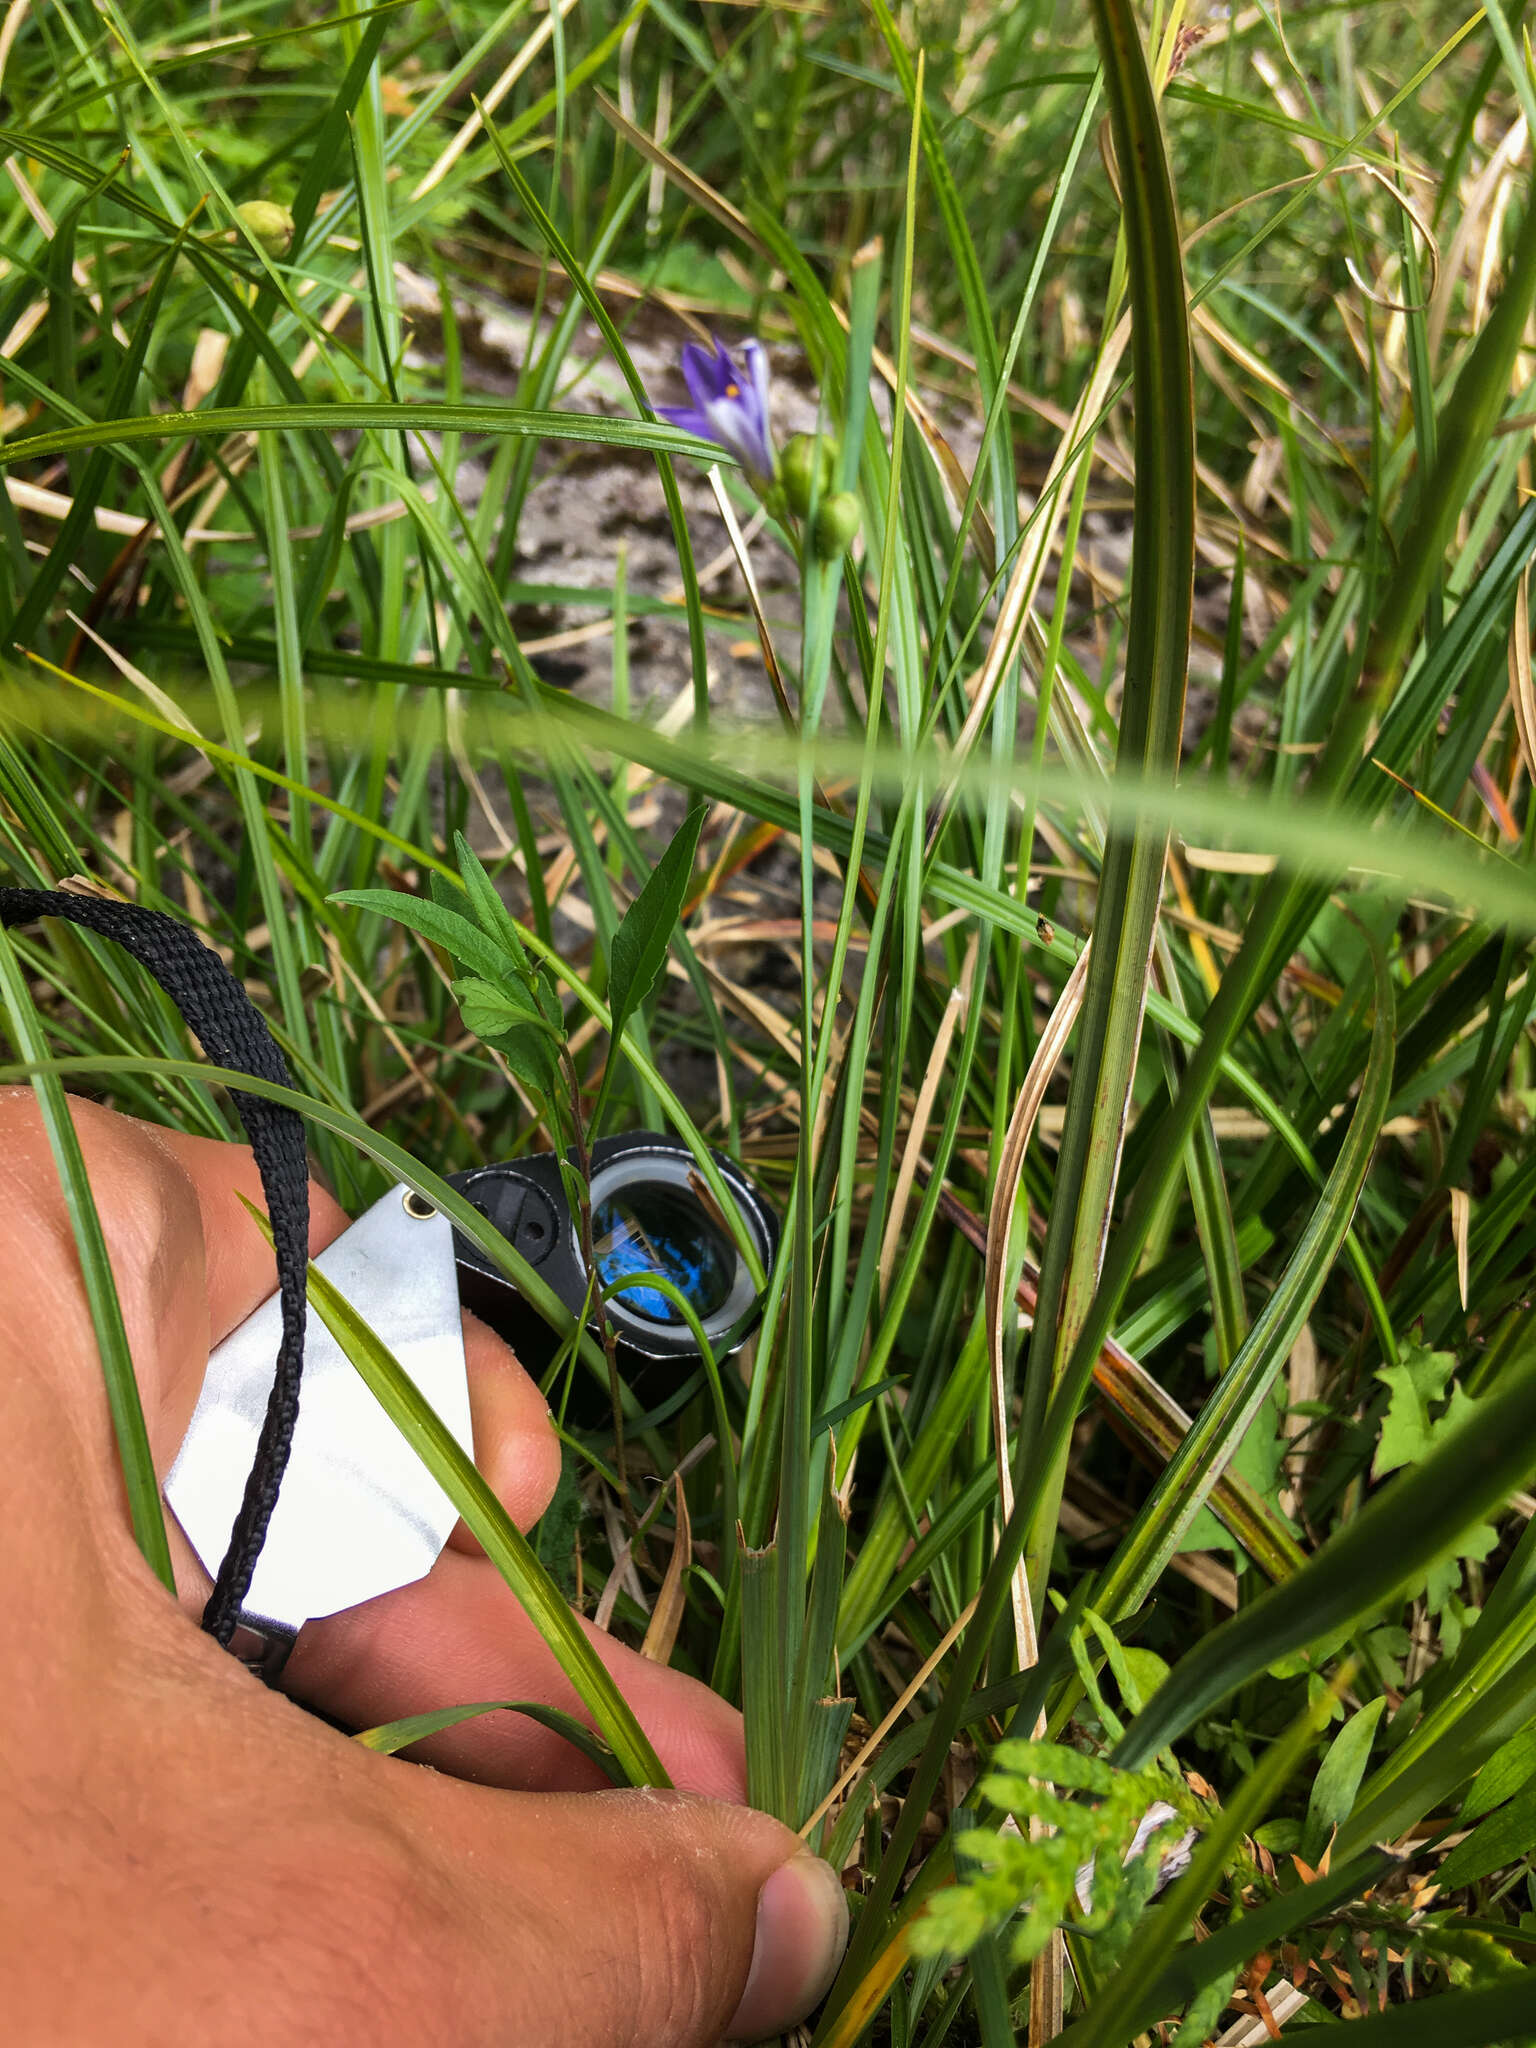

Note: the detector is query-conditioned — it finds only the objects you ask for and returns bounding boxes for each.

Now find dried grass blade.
[592,88,765,255]
[706,468,795,729]
[1509,566,1536,785]
[409,0,582,200]
[1450,1187,1471,1314]
[799,1596,979,1843]
[985,942,1092,1672]
[640,1470,693,1666]
[876,932,979,1300]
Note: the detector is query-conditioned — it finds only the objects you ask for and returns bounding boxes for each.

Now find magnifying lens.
[446,1132,780,1413]
[166,1131,779,1671]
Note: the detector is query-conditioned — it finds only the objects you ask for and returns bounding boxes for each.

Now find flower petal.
[666,337,777,478]
[656,404,715,440]
[681,340,729,412]
[742,339,772,433]
[737,341,776,476]
[700,399,770,478]
[698,396,751,466]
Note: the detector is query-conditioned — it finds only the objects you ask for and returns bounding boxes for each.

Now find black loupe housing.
[445,1133,779,1419]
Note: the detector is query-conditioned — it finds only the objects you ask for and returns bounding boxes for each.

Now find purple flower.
[656,337,776,482]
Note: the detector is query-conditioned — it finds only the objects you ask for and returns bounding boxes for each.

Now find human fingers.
[283,1540,750,1801]
[25,1101,741,1802]
[0,1091,842,2040]
[150,1123,744,1800]
[0,1094,561,1623]
[14,1585,846,2048]
[144,1122,564,1533]
[401,1777,851,2047]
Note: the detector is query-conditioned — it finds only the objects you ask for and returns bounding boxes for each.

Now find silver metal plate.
[165,1187,474,1635]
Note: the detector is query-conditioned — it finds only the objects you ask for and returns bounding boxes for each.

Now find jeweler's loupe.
[164,1132,775,1672]
[446,1132,779,1413]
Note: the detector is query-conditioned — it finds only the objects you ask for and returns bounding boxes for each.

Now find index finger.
[144,1119,562,1576]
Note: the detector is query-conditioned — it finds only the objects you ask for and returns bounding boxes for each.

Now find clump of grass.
[2,0,1536,2039]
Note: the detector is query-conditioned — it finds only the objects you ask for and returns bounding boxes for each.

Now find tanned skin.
[0,1090,847,2047]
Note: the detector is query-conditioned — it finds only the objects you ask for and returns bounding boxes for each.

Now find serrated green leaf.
[1374,1344,1458,1478]
[1425,1518,1499,1615]
[451,978,560,1097]
[1114,1318,1536,1774]
[451,975,552,1039]
[533,962,564,1032]
[1071,1686,1343,2048]
[330,886,513,981]
[428,868,462,914]
[452,833,532,972]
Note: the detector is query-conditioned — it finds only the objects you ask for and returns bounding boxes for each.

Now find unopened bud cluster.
[236,199,294,255]
[780,432,860,560]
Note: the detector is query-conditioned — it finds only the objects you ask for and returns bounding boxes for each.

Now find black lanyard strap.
[0,888,310,1652]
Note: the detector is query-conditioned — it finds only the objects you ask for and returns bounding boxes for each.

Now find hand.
[0,1090,848,2045]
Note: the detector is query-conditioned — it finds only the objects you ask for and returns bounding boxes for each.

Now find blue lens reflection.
[593,1183,735,1325]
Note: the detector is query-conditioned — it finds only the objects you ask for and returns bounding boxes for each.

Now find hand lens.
[446,1132,780,1414]
[166,1130,777,1670]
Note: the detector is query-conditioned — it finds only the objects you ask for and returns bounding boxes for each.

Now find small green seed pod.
[780,432,838,518]
[236,200,294,256]
[812,490,861,559]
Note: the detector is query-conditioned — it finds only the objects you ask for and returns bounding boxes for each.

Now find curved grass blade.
[354,1698,625,1784]
[247,1202,667,1789]
[0,404,723,470]
[1017,0,1196,1598]
[33,662,1536,937]
[1112,1316,1536,1772]
[0,927,174,1586]
[1093,919,1395,1621]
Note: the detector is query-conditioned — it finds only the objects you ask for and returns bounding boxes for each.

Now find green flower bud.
[236,200,294,256]
[812,490,861,560]
[780,432,838,518]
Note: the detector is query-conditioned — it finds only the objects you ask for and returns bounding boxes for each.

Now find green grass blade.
[268,1207,667,1788]
[353,1697,625,1783]
[1018,0,1197,1592]
[0,404,726,469]
[1113,1317,1536,1772]
[1093,920,1395,1620]
[0,926,173,1586]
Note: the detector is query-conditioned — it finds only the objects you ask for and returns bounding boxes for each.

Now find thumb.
[436,1783,850,2047]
